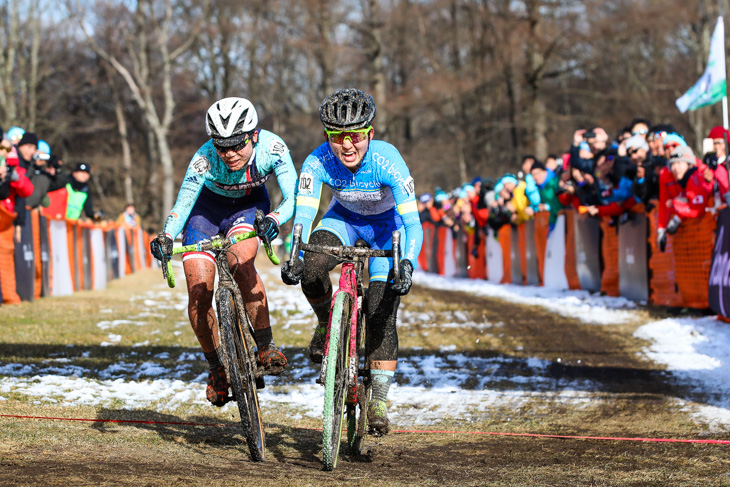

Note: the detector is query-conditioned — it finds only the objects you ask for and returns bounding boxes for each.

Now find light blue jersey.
[163,130,297,238]
[294,140,423,271]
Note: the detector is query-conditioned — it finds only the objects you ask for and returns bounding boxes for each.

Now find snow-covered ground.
[1,266,729,432]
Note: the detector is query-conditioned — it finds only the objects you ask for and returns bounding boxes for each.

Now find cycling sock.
[204,350,222,370]
[370,369,395,405]
[253,327,274,348]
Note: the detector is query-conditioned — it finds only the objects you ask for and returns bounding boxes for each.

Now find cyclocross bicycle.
[288,223,401,471]
[159,210,280,462]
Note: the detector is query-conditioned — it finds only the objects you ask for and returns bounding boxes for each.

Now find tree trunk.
[363,0,388,135]
[113,91,134,205]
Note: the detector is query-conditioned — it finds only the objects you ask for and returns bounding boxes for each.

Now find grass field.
[1,263,729,486]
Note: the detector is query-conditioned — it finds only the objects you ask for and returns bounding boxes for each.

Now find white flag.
[676,17,727,113]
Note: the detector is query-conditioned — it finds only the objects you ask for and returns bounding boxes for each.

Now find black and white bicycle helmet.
[205,97,258,147]
[319,88,376,131]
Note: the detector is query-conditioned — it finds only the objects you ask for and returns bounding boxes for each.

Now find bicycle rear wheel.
[322,293,351,471]
[218,289,266,462]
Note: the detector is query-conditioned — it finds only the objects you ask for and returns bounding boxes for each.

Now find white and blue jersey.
[162,130,297,253]
[294,140,423,282]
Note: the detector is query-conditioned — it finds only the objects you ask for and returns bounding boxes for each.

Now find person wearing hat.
[25,134,66,210]
[624,134,649,166]
[584,149,639,218]
[0,136,33,217]
[530,161,563,230]
[656,146,714,252]
[65,162,99,220]
[705,126,730,204]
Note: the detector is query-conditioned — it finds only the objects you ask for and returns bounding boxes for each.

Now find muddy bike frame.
[156,210,280,462]
[288,223,400,471]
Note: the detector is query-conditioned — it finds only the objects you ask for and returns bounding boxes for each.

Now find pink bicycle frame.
[320,262,360,404]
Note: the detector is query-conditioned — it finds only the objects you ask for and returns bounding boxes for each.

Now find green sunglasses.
[325,126,372,144]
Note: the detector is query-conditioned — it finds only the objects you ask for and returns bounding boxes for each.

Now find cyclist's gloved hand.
[281,258,304,286]
[150,233,173,261]
[256,215,279,243]
[389,259,414,296]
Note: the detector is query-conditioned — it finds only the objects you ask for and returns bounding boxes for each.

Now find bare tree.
[75,0,208,221]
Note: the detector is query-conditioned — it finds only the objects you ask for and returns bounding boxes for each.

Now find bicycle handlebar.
[159,210,280,288]
[288,223,401,285]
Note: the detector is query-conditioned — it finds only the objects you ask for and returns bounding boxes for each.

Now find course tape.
[1,414,729,445]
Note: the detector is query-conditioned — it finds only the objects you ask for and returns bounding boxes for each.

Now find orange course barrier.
[31,209,43,300]
[419,222,434,272]
[77,220,96,291]
[600,217,620,297]
[562,210,582,290]
[467,229,486,279]
[435,225,449,276]
[671,211,716,309]
[534,212,550,286]
[517,224,528,285]
[0,206,20,304]
[498,224,511,284]
[65,220,78,292]
[648,208,684,307]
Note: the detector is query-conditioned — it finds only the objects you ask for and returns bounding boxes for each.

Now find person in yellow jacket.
[496,175,535,225]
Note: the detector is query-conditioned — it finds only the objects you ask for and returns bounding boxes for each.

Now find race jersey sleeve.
[375,144,423,268]
[292,147,327,244]
[162,150,209,239]
[256,131,297,225]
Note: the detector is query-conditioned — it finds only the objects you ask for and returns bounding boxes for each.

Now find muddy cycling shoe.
[257,344,287,375]
[308,324,328,364]
[206,365,230,407]
[367,401,390,437]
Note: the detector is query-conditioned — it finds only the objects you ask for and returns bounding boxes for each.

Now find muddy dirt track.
[1,282,729,486]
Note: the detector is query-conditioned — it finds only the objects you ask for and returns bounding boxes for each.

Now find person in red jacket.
[0,141,34,215]
[706,126,730,202]
[657,146,714,251]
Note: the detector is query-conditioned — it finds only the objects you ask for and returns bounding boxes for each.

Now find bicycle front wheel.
[322,293,351,471]
[218,289,266,462]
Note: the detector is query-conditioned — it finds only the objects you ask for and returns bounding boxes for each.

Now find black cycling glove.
[389,259,414,296]
[150,233,173,261]
[281,259,304,286]
[256,215,279,243]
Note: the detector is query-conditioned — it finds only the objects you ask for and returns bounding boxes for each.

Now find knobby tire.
[322,293,351,471]
[218,289,266,462]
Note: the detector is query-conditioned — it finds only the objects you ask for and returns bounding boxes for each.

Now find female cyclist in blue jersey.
[150,97,297,407]
[281,88,423,435]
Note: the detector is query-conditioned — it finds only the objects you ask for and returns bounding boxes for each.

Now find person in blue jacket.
[281,88,423,435]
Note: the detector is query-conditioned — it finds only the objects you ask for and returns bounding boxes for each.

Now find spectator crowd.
[418,119,730,255]
[0,125,119,243]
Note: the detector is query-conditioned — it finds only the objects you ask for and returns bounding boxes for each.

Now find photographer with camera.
[705,126,730,206]
[22,134,66,210]
[0,138,33,215]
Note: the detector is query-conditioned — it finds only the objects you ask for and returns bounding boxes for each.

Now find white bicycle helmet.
[205,97,258,147]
